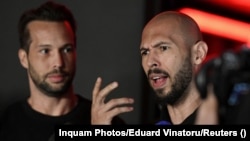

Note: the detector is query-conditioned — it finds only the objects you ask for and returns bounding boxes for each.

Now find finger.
[103,98,134,112]
[97,81,118,101]
[92,77,102,102]
[106,105,134,119]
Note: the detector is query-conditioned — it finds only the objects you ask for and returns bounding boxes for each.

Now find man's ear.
[18,49,28,69]
[192,41,208,65]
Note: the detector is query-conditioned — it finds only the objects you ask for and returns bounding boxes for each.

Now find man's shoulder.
[74,94,92,113]
[2,100,26,115]
[0,100,27,129]
[0,101,26,125]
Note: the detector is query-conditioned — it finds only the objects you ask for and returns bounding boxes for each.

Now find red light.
[179,8,250,44]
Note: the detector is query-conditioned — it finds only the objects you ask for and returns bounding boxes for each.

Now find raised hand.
[91,77,134,125]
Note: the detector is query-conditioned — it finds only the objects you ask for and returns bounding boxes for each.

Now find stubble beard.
[155,57,193,105]
[28,64,75,98]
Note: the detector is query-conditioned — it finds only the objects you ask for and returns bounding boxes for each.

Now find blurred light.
[205,0,250,15]
[179,8,250,44]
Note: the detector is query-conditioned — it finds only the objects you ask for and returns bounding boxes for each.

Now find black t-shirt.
[154,103,198,125]
[0,94,125,141]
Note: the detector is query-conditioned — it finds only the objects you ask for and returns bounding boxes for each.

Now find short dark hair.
[18,1,77,52]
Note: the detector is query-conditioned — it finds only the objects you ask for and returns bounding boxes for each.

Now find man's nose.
[53,51,64,68]
[146,52,159,69]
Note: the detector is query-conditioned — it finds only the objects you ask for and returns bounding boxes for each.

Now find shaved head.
[143,11,202,48]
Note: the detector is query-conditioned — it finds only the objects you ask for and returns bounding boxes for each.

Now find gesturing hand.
[91,77,134,125]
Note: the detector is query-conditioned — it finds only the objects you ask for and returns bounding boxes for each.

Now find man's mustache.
[46,69,69,76]
[147,68,169,78]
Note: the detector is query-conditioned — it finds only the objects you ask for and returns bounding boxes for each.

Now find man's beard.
[28,64,75,98]
[154,57,193,105]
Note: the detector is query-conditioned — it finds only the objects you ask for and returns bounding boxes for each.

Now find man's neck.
[28,91,78,116]
[167,90,201,124]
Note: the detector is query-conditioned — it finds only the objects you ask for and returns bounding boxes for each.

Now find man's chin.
[41,85,68,97]
[48,83,67,90]
[44,90,66,97]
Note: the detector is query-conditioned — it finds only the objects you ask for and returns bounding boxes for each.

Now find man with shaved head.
[140,11,208,125]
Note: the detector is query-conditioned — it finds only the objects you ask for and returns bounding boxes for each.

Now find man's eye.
[141,50,149,56]
[63,47,73,53]
[160,46,168,51]
[40,49,49,54]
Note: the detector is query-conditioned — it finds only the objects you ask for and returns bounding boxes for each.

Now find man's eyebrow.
[140,46,147,51]
[37,44,51,48]
[140,41,170,51]
[37,43,74,48]
[153,41,169,48]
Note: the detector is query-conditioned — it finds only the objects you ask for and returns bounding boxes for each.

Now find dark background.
[0,0,249,124]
